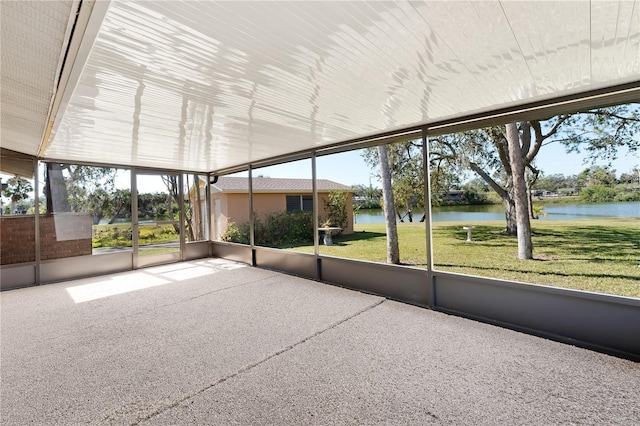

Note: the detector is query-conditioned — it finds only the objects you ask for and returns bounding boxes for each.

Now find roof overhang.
[0,148,36,178]
[2,1,639,174]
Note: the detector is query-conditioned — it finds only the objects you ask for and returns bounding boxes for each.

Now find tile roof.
[212,176,351,193]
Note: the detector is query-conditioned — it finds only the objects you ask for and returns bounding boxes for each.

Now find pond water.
[97,217,172,225]
[354,202,640,224]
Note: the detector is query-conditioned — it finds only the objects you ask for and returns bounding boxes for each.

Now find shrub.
[613,186,640,202]
[462,189,488,205]
[221,221,249,244]
[256,210,314,247]
[223,211,314,247]
[580,184,640,203]
[91,224,133,249]
[579,185,616,203]
[357,199,382,209]
[323,190,348,231]
[532,205,547,218]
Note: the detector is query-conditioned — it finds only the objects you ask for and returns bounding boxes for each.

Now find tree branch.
[496,140,511,175]
[579,110,640,123]
[542,114,571,139]
[520,121,531,157]
[526,121,545,165]
[540,131,592,146]
[468,161,508,200]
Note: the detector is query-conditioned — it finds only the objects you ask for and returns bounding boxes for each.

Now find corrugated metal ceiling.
[2,1,639,173]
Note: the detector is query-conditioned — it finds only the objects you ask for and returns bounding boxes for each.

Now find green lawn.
[138,246,180,256]
[289,218,640,298]
[92,223,179,249]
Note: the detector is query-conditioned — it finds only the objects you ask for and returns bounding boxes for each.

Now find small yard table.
[319,227,342,246]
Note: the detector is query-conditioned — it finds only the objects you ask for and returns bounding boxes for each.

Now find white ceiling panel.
[591,0,640,82]
[501,1,592,93]
[0,0,75,156]
[3,1,638,173]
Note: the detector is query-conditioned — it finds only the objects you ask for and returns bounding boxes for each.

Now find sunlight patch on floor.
[65,259,247,303]
[200,258,248,270]
[66,272,172,303]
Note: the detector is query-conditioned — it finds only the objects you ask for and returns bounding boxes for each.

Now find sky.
[243,143,639,187]
[533,144,638,179]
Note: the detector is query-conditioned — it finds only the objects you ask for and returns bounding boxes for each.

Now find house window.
[286,195,312,212]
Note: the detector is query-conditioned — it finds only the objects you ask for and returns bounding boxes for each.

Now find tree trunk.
[193,174,203,239]
[378,145,400,264]
[45,163,71,213]
[525,167,539,220]
[92,213,102,225]
[163,176,182,235]
[503,194,517,236]
[526,185,537,220]
[506,123,533,259]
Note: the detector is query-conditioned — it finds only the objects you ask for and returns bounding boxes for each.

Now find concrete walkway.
[1,259,638,425]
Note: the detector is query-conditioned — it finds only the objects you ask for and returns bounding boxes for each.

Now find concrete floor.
[1,258,639,425]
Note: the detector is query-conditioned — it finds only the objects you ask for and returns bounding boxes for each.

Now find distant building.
[443,190,465,202]
[558,188,579,196]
